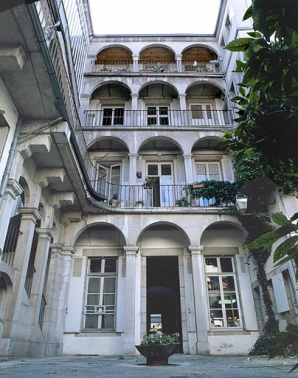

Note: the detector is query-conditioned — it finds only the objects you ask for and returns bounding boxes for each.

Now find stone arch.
[185,80,225,96]
[90,81,132,100]
[191,135,225,152]
[87,135,130,153]
[137,135,184,155]
[73,222,127,250]
[181,44,219,61]
[139,44,176,61]
[200,221,246,249]
[138,80,179,98]
[95,45,133,62]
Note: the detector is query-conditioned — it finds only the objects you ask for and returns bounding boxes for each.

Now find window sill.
[208,329,250,336]
[74,331,121,337]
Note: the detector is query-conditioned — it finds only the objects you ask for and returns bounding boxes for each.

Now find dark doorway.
[146,256,183,352]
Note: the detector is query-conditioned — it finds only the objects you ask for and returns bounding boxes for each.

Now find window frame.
[84,257,118,331]
[205,256,242,329]
[147,106,169,126]
[101,107,124,126]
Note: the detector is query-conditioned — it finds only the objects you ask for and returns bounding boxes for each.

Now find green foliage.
[248,212,298,278]
[185,180,240,206]
[222,0,298,190]
[140,331,180,345]
[175,197,190,207]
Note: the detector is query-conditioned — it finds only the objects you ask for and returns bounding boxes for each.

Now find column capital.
[179,93,186,99]
[128,153,138,159]
[175,54,182,60]
[183,153,193,159]
[61,246,76,256]
[123,246,139,255]
[36,227,55,240]
[5,179,23,199]
[188,245,204,255]
[18,207,42,222]
[50,243,64,258]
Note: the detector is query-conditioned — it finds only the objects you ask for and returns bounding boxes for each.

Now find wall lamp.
[235,193,248,212]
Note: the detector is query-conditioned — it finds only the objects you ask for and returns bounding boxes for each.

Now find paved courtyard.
[0,354,296,378]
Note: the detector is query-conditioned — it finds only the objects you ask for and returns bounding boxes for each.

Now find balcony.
[92,183,232,209]
[91,60,221,74]
[83,109,232,128]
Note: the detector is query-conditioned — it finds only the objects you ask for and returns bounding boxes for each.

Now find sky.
[89,0,221,35]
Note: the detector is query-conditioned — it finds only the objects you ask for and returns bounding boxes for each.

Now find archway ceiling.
[139,47,175,61]
[139,139,181,152]
[96,47,132,61]
[186,83,221,97]
[192,138,224,151]
[139,83,178,98]
[92,83,131,99]
[182,47,216,62]
[88,138,129,151]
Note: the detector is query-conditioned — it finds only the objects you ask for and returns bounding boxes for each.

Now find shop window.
[84,257,117,331]
[205,257,241,328]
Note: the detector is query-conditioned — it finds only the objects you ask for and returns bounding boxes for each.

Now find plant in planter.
[109,193,120,206]
[175,197,189,207]
[135,331,180,365]
[143,177,157,188]
[134,200,145,207]
[185,180,239,206]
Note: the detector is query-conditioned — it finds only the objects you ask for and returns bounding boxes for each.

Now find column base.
[196,341,210,355]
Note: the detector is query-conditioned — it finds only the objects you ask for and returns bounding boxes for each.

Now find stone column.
[3,207,41,338]
[128,153,138,206]
[122,246,139,354]
[42,243,63,355]
[189,245,210,355]
[179,94,187,126]
[183,154,194,184]
[176,54,182,72]
[133,54,139,72]
[130,93,138,126]
[28,228,55,350]
[0,179,23,250]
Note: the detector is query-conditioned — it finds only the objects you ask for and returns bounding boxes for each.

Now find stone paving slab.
[0,354,296,378]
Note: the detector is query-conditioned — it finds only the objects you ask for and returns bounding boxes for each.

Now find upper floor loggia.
[88,45,223,74]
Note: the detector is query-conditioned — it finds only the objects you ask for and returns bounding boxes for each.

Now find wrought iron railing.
[91,183,225,208]
[83,109,232,127]
[91,60,221,73]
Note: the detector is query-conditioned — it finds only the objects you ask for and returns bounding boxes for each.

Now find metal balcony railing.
[83,109,232,127]
[91,60,221,74]
[91,183,225,209]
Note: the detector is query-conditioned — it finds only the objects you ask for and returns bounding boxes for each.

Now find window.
[196,162,221,181]
[205,257,241,328]
[147,106,169,125]
[190,104,212,124]
[85,258,117,330]
[102,108,124,125]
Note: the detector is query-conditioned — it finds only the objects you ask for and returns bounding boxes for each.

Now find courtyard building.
[0,0,297,357]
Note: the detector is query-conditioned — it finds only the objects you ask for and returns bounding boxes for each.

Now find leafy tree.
[221,0,298,192]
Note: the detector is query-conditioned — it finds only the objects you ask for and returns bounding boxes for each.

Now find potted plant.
[175,197,189,207]
[134,200,145,207]
[109,193,120,206]
[143,177,157,189]
[135,331,180,366]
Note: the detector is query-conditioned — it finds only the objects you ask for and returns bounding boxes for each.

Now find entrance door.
[146,256,182,351]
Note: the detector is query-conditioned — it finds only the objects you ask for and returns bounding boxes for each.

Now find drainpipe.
[0,115,23,210]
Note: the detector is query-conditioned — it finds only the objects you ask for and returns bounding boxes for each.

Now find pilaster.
[189,245,210,355]
[183,154,194,184]
[122,246,139,354]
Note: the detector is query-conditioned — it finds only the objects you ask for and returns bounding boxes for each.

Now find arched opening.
[139,46,175,73]
[182,46,217,72]
[95,46,133,73]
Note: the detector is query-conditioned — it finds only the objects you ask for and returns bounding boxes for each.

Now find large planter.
[135,344,180,365]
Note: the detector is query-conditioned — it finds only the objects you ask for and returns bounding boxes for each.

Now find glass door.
[147,163,173,207]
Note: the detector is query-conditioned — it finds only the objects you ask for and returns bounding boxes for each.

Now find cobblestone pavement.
[0,354,296,378]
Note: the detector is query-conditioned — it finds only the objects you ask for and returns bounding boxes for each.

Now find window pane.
[148,165,158,175]
[210,310,223,327]
[208,164,220,180]
[87,294,100,305]
[85,314,98,328]
[90,259,102,273]
[222,276,235,291]
[226,309,240,327]
[224,294,237,309]
[103,294,115,306]
[207,276,220,291]
[220,258,233,272]
[209,295,221,308]
[104,258,117,273]
[103,277,116,293]
[87,278,101,293]
[159,107,168,115]
[147,107,156,115]
[114,108,124,124]
[103,108,112,125]
[102,314,114,329]
[205,258,218,273]
[161,164,171,175]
